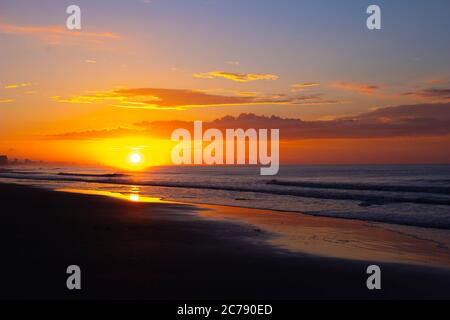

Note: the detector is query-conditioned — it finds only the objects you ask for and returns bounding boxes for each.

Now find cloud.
[0,22,120,45]
[52,87,341,110]
[332,82,380,95]
[403,88,450,102]
[292,83,320,88]
[0,99,14,103]
[291,83,320,92]
[427,79,448,85]
[51,90,127,104]
[4,83,31,89]
[187,88,259,97]
[47,103,450,140]
[287,93,342,105]
[46,127,142,140]
[194,71,279,82]
[141,103,450,139]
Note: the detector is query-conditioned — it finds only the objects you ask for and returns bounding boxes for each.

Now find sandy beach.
[1,182,450,300]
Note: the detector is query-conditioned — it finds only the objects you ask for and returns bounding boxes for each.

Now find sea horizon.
[2,163,450,230]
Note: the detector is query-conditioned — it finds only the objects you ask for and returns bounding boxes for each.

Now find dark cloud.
[403,88,450,102]
[47,103,450,140]
[133,103,450,139]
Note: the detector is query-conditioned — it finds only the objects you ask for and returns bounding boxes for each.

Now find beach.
[1,182,449,300]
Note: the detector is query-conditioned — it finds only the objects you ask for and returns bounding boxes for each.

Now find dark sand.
[1,182,449,300]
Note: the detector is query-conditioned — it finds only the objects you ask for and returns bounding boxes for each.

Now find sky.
[1,0,450,167]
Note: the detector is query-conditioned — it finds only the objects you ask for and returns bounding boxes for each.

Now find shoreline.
[1,182,450,299]
[198,204,450,269]
[52,186,450,269]
[1,173,450,230]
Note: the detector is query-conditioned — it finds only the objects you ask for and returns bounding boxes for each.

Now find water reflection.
[57,188,170,203]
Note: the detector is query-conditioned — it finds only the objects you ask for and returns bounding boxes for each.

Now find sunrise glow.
[129,152,142,164]
[0,1,449,166]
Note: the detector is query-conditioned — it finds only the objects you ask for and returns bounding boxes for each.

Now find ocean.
[1,164,450,229]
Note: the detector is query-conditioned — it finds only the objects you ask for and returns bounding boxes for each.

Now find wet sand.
[1,182,450,299]
[199,204,450,268]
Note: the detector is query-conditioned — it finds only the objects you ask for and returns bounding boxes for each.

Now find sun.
[129,194,140,202]
[95,138,173,169]
[128,152,143,164]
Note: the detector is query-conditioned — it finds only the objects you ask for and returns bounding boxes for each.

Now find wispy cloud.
[403,87,450,102]
[51,88,283,110]
[52,87,342,110]
[0,23,119,39]
[0,99,14,103]
[45,127,142,141]
[426,79,448,85]
[332,82,380,95]
[0,22,120,46]
[4,83,31,89]
[194,71,279,82]
[291,83,320,92]
[292,83,320,88]
[194,88,260,97]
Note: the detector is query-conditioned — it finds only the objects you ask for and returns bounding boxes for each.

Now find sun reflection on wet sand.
[57,188,171,204]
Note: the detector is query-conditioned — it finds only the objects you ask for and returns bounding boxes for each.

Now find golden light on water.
[129,194,140,202]
[57,189,170,203]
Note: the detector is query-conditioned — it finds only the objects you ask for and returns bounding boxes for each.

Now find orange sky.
[1,1,450,168]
